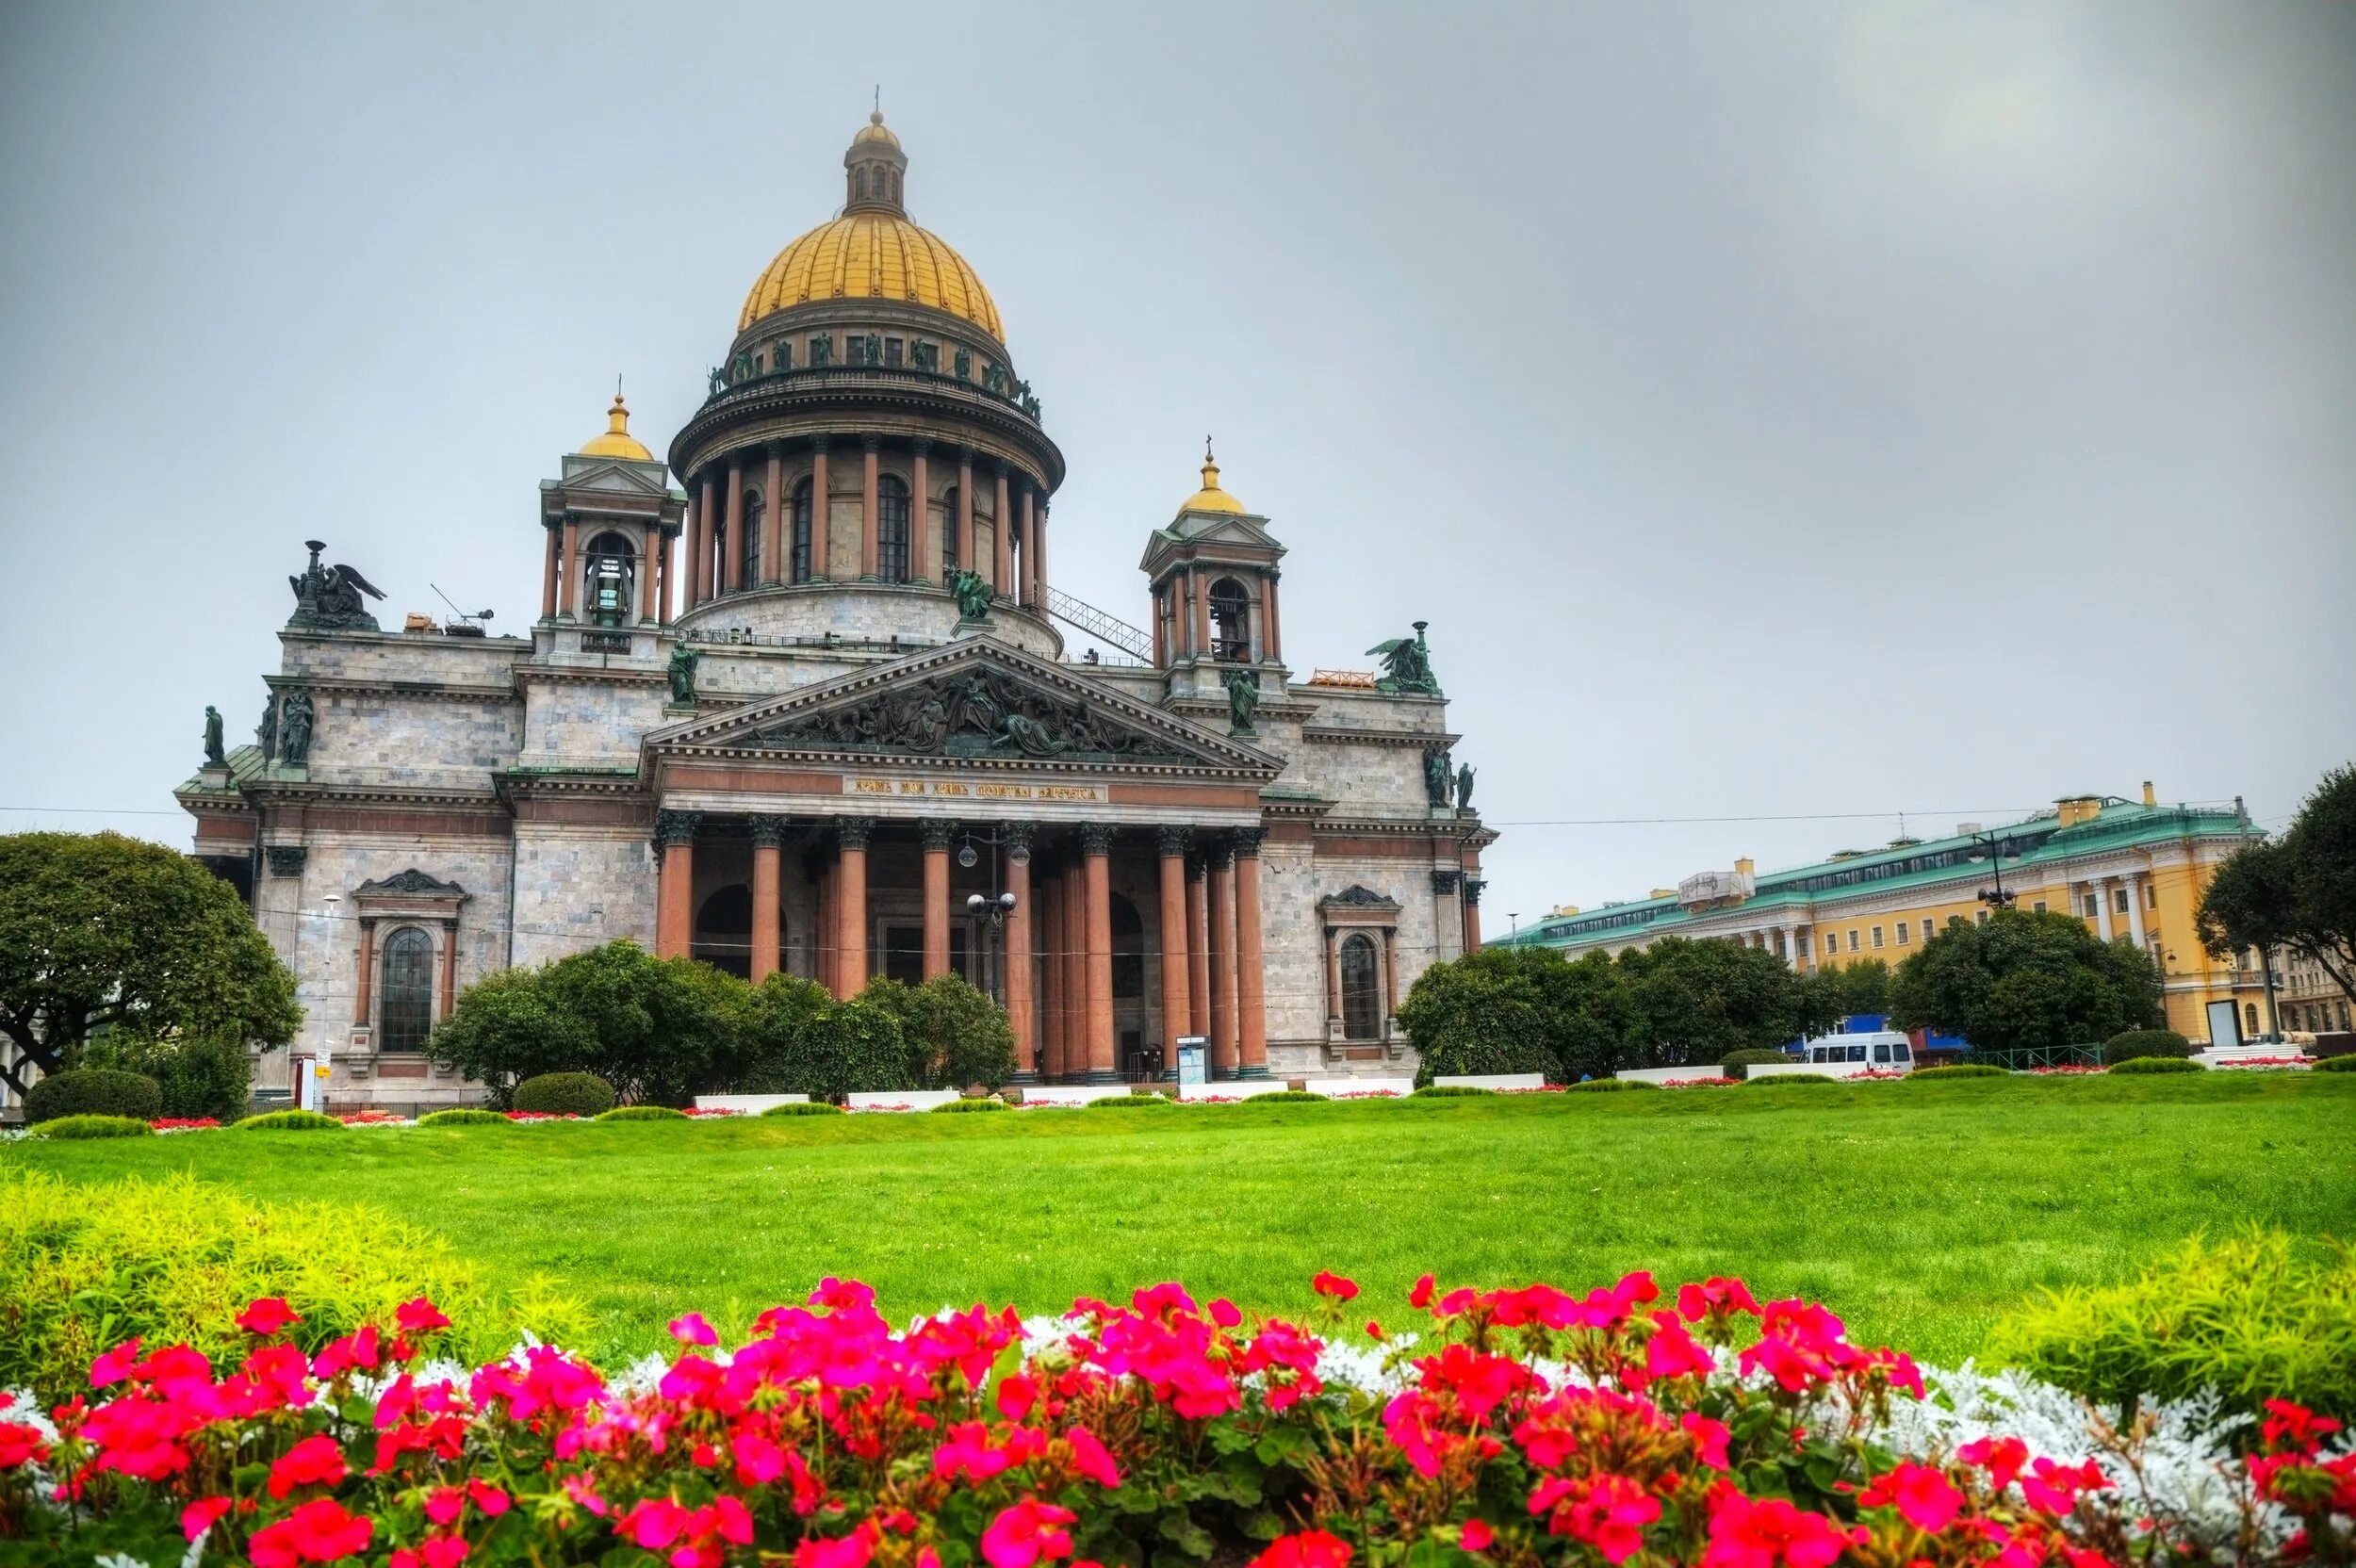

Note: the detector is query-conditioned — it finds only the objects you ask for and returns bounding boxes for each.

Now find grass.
[8,1073,2348,1369]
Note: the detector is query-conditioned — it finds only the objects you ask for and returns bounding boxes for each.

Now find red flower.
[1681,1412,1733,1469]
[2021,1457,2109,1516]
[934,1421,1016,1486]
[1312,1271,1360,1302]
[1210,1298,1243,1328]
[1409,1274,1437,1309]
[180,1495,233,1542]
[238,1298,303,1336]
[1703,1490,1849,1568]
[1252,1530,1353,1568]
[1067,1424,1123,1488]
[1677,1278,1762,1323]
[0,1421,48,1468]
[89,1338,144,1389]
[1643,1318,1718,1382]
[468,1479,511,1516]
[1532,1474,1660,1564]
[425,1485,466,1527]
[1859,1462,1963,1533]
[981,1498,1079,1568]
[395,1298,450,1334]
[996,1373,1039,1420]
[1959,1435,2029,1492]
[269,1433,349,1497]
[2264,1399,2343,1456]
[616,1497,692,1550]
[1461,1519,1495,1553]
[795,1527,878,1568]
[249,1497,372,1568]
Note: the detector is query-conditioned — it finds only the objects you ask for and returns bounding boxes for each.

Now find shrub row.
[2102,1027,2194,1065]
[2108,1055,2206,1074]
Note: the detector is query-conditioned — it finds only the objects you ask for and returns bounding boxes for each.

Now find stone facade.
[177,116,1494,1108]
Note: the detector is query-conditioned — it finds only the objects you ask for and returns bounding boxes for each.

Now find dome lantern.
[844,105,908,217]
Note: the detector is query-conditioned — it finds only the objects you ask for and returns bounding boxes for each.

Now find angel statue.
[948,567,994,622]
[286,541,386,632]
[1366,620,1440,696]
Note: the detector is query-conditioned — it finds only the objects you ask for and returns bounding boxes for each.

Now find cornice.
[671,374,1064,493]
[1299,727,1462,749]
[515,664,669,688]
[238,779,512,815]
[1312,816,1466,841]
[266,673,520,704]
[277,629,532,652]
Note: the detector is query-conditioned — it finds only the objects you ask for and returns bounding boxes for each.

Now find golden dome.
[739,211,1003,339]
[579,391,654,461]
[851,107,901,149]
[1178,443,1246,515]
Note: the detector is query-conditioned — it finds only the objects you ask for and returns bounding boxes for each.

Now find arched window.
[940,485,959,575]
[1209,578,1252,662]
[1340,934,1382,1040]
[791,478,814,583]
[582,531,635,627]
[853,168,869,202]
[742,491,764,584]
[877,475,910,582]
[2245,1002,2260,1037]
[379,927,436,1052]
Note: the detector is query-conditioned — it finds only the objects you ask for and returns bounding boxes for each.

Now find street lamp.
[1964,832,2018,909]
[1509,912,1521,941]
[966,890,1019,928]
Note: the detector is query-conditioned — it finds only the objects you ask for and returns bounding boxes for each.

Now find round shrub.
[513,1071,617,1116]
[1240,1089,1330,1103]
[2102,1028,2192,1066]
[1413,1084,1495,1098]
[1717,1048,1792,1081]
[24,1068,163,1126]
[35,1114,154,1140]
[2108,1055,2206,1074]
[417,1108,508,1127]
[237,1109,345,1131]
[761,1100,843,1117]
[1084,1093,1171,1109]
[1571,1078,1660,1092]
[932,1097,1008,1113]
[1742,1072,1838,1087]
[596,1104,687,1121]
[1906,1063,2008,1080]
[2316,1054,2356,1074]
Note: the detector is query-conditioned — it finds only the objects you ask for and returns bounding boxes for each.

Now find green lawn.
[9,1074,2351,1367]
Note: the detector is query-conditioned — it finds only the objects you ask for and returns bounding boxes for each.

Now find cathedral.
[175,114,1493,1107]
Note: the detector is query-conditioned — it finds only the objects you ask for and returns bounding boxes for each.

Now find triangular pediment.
[552,457,672,496]
[1140,514,1286,574]
[647,637,1282,775]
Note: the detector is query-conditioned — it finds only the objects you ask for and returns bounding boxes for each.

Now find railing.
[1042,585,1153,662]
[698,363,1044,429]
[1958,1044,2102,1070]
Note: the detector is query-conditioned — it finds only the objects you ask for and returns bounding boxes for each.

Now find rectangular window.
[2032,900,2047,913]
[2083,893,2100,918]
[2114,887,2131,913]
[1976,908,1989,924]
[1892,1040,1911,1061]
[883,337,904,368]
[2146,882,2157,908]
[1922,919,1934,941]
[1896,922,1909,945]
[1948,914,1964,930]
[1848,1044,1867,1062]
[1873,1042,1890,1064]
[845,335,868,366]
[1848,929,1861,953]
[1871,926,1885,949]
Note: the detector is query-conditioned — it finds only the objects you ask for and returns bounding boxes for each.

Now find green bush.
[24,1067,162,1125]
[1988,1231,2356,1419]
[1084,1093,1172,1109]
[932,1097,1007,1113]
[1717,1048,1792,1080]
[2102,1027,2193,1066]
[417,1107,508,1127]
[2107,1055,2205,1074]
[513,1071,617,1115]
[760,1100,843,1117]
[1412,1084,1495,1097]
[1240,1089,1330,1103]
[237,1108,345,1131]
[2316,1054,2356,1073]
[1572,1078,1660,1092]
[1741,1071,1838,1087]
[596,1104,687,1121]
[83,1034,254,1122]
[34,1114,154,1139]
[0,1169,583,1403]
[864,974,1018,1089]
[1906,1063,2008,1080]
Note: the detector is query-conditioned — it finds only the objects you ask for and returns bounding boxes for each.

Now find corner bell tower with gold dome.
[178,111,1493,1111]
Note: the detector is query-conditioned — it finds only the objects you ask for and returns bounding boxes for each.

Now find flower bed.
[2212,1056,2315,1070]
[1661,1076,1741,1088]
[9,1266,2341,1566]
[2023,1065,2106,1076]
[150,1118,221,1132]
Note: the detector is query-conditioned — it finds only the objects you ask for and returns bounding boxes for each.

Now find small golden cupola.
[578,390,654,462]
[1178,438,1248,516]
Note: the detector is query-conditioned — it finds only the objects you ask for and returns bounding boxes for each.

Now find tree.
[862,973,1017,1089]
[1395,949,1556,1083]
[1889,909,2162,1056]
[2198,765,2356,1006]
[1618,938,1805,1066]
[0,832,301,1100]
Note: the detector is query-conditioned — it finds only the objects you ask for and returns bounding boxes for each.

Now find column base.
[1237,1065,1273,1080]
[1083,1069,1125,1086]
[1211,1066,1240,1082]
[1006,1070,1040,1086]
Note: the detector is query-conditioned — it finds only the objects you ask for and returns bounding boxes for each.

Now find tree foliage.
[2198,764,2356,1006]
[1888,909,2162,1055]
[0,832,300,1099]
[862,973,1018,1089]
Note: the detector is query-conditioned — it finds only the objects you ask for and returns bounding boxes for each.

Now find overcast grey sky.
[3,1,2350,922]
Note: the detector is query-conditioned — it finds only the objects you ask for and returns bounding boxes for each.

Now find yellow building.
[1499,785,2270,1044]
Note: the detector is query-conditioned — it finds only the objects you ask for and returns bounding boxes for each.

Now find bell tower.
[1139,441,1289,707]
[536,390,685,634]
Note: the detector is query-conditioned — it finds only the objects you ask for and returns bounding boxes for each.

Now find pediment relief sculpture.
[749,668,1195,762]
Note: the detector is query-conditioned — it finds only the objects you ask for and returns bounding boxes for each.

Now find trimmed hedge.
[2108,1055,2206,1074]
[1240,1090,1331,1103]
[596,1104,687,1121]
[1717,1048,1792,1081]
[1742,1072,1838,1087]
[2102,1028,2193,1066]
[417,1108,509,1127]
[513,1071,617,1116]
[33,1114,154,1139]
[1573,1078,1661,1092]
[1413,1085,1495,1098]
[2316,1054,2356,1073]
[237,1109,345,1131]
[1082,1094,1170,1110]
[760,1101,844,1117]
[1906,1063,2008,1080]
[931,1098,1008,1113]
[82,1036,253,1123]
[24,1068,163,1125]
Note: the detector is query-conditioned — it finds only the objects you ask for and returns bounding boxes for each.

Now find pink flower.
[1681,1412,1733,1469]
[1643,1319,1717,1382]
[420,1538,468,1568]
[2021,1457,2109,1516]
[268,1433,349,1498]
[180,1496,233,1541]
[1532,1474,1660,1564]
[0,1422,49,1469]
[249,1497,373,1568]
[795,1527,878,1568]
[1313,1270,1360,1301]
[996,1373,1039,1420]
[1210,1298,1243,1328]
[238,1298,302,1335]
[1461,1519,1495,1553]
[1068,1424,1122,1488]
[1677,1278,1762,1323]
[1959,1435,2029,1491]
[90,1338,144,1389]
[669,1312,719,1347]
[983,1499,1078,1568]
[395,1298,451,1334]
[425,1485,466,1527]
[1859,1462,1963,1533]
[935,1421,1016,1486]
[1251,1530,1354,1568]
[468,1479,511,1516]
[616,1497,693,1550]
[1702,1491,1848,1568]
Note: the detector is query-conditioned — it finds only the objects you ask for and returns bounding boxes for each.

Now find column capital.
[749,814,790,848]
[919,818,958,852]
[1156,825,1194,858]
[1432,869,1461,895]
[957,443,975,465]
[1004,821,1036,860]
[727,453,744,475]
[909,434,935,455]
[836,815,876,852]
[1204,836,1235,872]
[763,439,782,458]
[990,455,1010,476]
[810,433,831,453]
[1079,822,1115,857]
[656,808,702,847]
[861,433,883,452]
[1231,826,1265,859]
[1462,877,1486,907]
[1186,850,1207,882]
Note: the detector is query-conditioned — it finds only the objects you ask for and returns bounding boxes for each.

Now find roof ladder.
[1042,584,1154,663]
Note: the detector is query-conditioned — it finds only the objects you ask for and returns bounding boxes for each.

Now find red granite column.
[655,811,698,958]
[761,445,784,584]
[1060,860,1086,1079]
[657,529,674,625]
[815,856,835,993]
[1082,824,1115,1080]
[639,524,661,622]
[1152,587,1167,668]
[1207,839,1237,1077]
[1156,827,1191,1054]
[540,527,559,621]
[1463,877,1483,951]
[1021,483,1039,606]
[1192,568,1211,659]
[1005,825,1036,1077]
[1234,829,1268,1075]
[722,460,744,593]
[1186,854,1210,1047]
[438,919,459,1020]
[921,819,953,979]
[557,516,580,619]
[1263,573,1282,662]
[810,439,832,580]
[750,817,784,983]
[1324,927,1342,1025]
[1041,867,1065,1078]
[993,463,1013,597]
[695,475,717,604]
[956,448,975,577]
[861,436,881,580]
[837,817,873,997]
[353,920,375,1025]
[1034,502,1048,599]
[909,439,931,582]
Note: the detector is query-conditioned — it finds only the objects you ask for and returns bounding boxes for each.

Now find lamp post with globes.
[1965,832,2018,910]
[956,828,1023,1003]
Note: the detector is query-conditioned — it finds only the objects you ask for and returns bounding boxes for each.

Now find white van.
[1799,1030,1915,1072]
